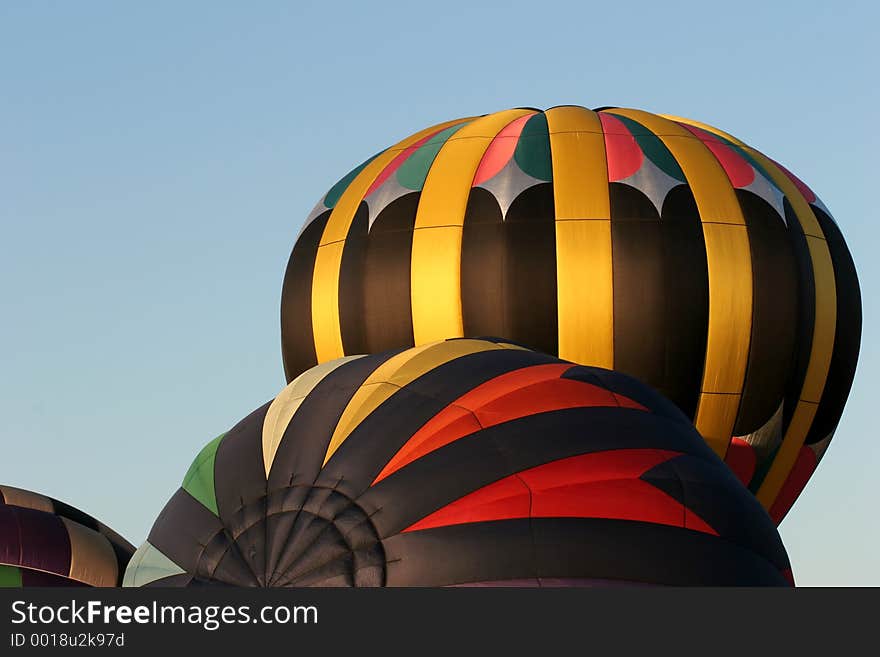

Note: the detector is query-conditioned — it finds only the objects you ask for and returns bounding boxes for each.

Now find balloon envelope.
[126,339,792,587]
[0,485,134,587]
[280,105,861,522]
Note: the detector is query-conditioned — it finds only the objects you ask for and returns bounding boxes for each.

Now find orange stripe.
[403,450,715,535]
[374,364,647,483]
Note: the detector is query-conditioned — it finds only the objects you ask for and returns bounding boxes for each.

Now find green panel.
[612,113,686,182]
[181,433,225,515]
[323,151,383,209]
[396,123,468,191]
[0,564,22,587]
[514,113,552,181]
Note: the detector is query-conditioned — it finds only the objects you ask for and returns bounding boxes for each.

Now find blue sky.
[1,1,876,585]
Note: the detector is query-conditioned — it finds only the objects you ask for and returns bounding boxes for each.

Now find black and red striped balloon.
[125,339,792,587]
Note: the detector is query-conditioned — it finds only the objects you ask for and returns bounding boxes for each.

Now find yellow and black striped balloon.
[280,105,860,522]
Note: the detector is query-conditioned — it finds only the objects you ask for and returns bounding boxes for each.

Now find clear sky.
[1,1,876,585]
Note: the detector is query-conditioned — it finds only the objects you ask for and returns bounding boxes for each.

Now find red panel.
[472,113,534,186]
[456,364,647,417]
[474,378,619,426]
[375,406,483,483]
[725,437,757,486]
[403,450,718,536]
[769,446,818,524]
[455,362,574,408]
[519,449,681,490]
[530,478,716,534]
[374,364,648,484]
[599,112,643,181]
[405,475,530,532]
[679,123,754,188]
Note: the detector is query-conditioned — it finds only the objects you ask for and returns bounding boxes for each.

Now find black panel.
[461,188,504,339]
[734,190,799,435]
[209,404,272,584]
[562,365,691,425]
[782,198,817,431]
[660,186,710,418]
[147,488,225,577]
[806,208,862,444]
[748,199,816,493]
[611,184,707,419]
[209,534,265,585]
[611,205,665,397]
[531,518,787,586]
[384,518,788,586]
[50,499,100,532]
[504,183,558,356]
[363,193,419,352]
[266,489,384,587]
[383,520,534,586]
[641,454,789,570]
[610,182,660,221]
[280,211,329,382]
[338,203,369,354]
[214,403,272,521]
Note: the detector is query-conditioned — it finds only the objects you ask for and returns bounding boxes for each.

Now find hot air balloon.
[125,339,791,587]
[279,106,861,522]
[0,485,134,587]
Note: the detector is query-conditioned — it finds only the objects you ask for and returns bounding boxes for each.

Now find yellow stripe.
[545,106,609,219]
[410,109,534,345]
[545,106,613,368]
[657,114,838,508]
[798,236,837,400]
[262,355,366,477]
[322,339,505,466]
[311,242,347,362]
[741,150,837,508]
[310,117,474,363]
[664,117,825,236]
[555,221,614,367]
[608,109,753,457]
